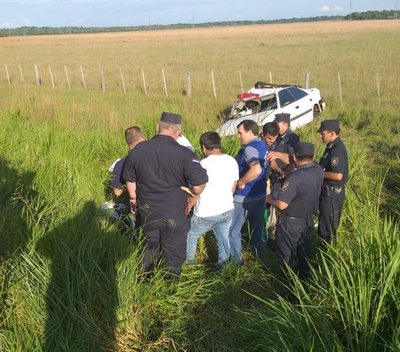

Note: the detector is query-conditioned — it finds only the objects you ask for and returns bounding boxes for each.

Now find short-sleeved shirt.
[319,137,349,187]
[111,156,127,190]
[275,129,299,155]
[234,137,268,202]
[273,129,299,172]
[194,154,239,217]
[276,162,324,219]
[122,134,208,230]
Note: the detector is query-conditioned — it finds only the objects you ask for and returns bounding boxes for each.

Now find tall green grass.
[0,22,399,351]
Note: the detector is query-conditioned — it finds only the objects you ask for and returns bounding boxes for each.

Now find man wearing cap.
[266,142,324,279]
[265,113,300,240]
[229,120,268,263]
[122,112,208,277]
[317,119,349,244]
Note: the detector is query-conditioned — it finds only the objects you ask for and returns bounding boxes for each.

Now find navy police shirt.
[319,137,349,187]
[122,135,208,229]
[276,162,324,219]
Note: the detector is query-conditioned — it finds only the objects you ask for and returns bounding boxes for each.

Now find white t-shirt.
[194,154,239,218]
[177,135,194,152]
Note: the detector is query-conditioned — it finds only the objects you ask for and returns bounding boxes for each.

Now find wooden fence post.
[211,69,217,99]
[186,71,192,97]
[239,70,244,92]
[337,72,343,108]
[305,72,310,89]
[376,73,381,107]
[34,65,41,85]
[269,71,273,83]
[49,65,55,88]
[161,68,168,97]
[100,66,106,92]
[141,68,147,96]
[4,64,11,84]
[80,66,86,88]
[64,65,70,88]
[120,68,126,94]
[19,64,24,82]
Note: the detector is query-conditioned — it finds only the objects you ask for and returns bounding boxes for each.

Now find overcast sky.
[0,0,397,28]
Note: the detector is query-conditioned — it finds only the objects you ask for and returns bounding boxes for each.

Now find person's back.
[186,131,238,269]
[195,153,237,217]
[122,112,208,277]
[266,142,324,279]
[282,163,323,219]
[130,136,198,221]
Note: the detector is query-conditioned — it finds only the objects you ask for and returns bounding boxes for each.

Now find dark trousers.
[318,187,345,243]
[275,216,312,280]
[142,220,190,276]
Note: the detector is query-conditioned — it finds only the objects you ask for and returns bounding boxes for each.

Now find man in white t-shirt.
[185,131,239,270]
[177,133,195,152]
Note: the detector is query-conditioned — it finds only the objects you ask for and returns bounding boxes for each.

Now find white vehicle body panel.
[217,83,325,137]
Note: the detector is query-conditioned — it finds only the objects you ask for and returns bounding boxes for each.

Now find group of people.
[110,111,348,279]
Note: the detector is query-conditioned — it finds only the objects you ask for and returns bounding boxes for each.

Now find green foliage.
[0,23,399,351]
[1,11,399,37]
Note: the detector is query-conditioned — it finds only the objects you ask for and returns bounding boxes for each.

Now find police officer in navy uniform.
[122,112,208,277]
[317,119,349,244]
[266,142,324,279]
[265,113,300,240]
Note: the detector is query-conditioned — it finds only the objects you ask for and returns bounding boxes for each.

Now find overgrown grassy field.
[0,20,399,351]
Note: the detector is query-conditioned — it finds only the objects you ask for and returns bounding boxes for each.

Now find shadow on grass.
[0,157,36,318]
[36,201,134,351]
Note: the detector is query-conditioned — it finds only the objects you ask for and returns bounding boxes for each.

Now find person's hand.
[237,180,246,190]
[180,186,195,197]
[129,198,137,214]
[266,151,281,161]
[184,194,199,216]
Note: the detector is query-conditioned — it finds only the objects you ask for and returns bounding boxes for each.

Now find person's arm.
[126,181,137,213]
[113,187,124,197]
[237,161,262,189]
[266,151,291,165]
[324,171,344,181]
[266,176,295,210]
[265,194,288,210]
[190,183,206,195]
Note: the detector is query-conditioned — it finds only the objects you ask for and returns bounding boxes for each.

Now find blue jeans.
[229,197,266,263]
[186,209,234,269]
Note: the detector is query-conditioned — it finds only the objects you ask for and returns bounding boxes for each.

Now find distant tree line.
[0,10,398,37]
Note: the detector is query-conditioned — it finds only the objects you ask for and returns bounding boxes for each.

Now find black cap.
[160,112,182,124]
[317,119,340,132]
[295,142,314,156]
[274,113,291,124]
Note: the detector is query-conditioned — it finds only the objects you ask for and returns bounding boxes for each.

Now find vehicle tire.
[313,104,322,119]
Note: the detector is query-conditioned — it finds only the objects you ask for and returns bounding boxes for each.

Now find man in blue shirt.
[229,120,268,263]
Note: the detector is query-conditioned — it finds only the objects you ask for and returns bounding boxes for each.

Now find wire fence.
[1,63,386,108]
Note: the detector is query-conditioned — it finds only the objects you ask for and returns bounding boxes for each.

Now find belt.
[281,215,312,227]
[281,215,305,221]
[326,184,343,194]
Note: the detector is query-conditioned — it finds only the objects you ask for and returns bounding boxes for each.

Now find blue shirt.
[234,137,268,202]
